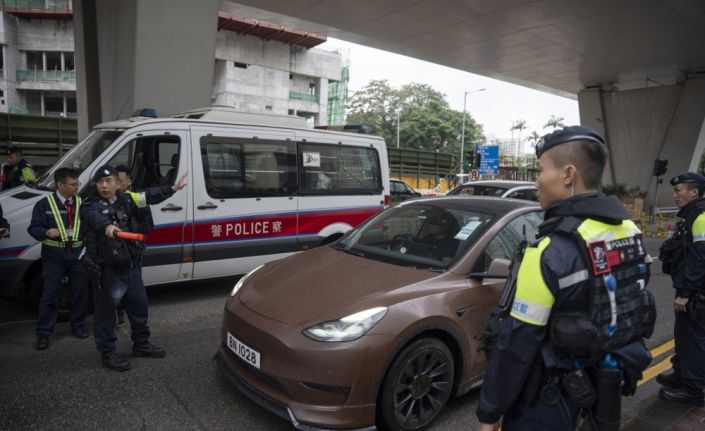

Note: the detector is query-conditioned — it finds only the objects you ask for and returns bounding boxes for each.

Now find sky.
[319,37,580,142]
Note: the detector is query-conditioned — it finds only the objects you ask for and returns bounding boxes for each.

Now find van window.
[104,135,181,189]
[200,137,296,199]
[299,143,381,194]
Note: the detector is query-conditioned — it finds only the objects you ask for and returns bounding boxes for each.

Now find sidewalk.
[623,395,705,431]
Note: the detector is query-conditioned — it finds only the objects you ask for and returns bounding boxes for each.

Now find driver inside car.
[419,210,460,264]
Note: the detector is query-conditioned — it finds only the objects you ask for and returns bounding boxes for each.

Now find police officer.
[477,126,655,430]
[112,165,187,324]
[27,167,88,350]
[657,172,705,406]
[3,146,37,190]
[81,165,186,371]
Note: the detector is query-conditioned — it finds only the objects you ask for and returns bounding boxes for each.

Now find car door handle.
[197,202,218,210]
[160,204,183,212]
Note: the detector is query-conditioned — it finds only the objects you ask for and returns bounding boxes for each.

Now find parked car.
[447,180,537,201]
[390,179,421,203]
[215,196,543,431]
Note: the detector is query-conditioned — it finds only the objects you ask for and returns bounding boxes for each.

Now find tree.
[510,119,527,157]
[347,80,483,154]
[525,130,541,149]
[543,114,565,130]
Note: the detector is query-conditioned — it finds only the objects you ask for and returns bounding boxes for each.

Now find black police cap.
[535,125,606,158]
[6,146,21,155]
[93,165,117,182]
[670,172,705,187]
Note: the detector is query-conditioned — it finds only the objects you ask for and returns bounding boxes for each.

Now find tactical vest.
[545,216,656,365]
[43,194,82,248]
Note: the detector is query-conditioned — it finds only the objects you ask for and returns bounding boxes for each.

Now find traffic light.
[653,159,668,177]
[465,151,475,167]
[474,151,482,168]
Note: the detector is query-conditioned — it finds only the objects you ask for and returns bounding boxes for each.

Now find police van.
[0,107,390,304]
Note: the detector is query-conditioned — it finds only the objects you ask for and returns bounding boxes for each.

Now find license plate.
[227,332,261,369]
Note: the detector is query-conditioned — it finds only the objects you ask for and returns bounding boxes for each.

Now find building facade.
[0,2,343,126]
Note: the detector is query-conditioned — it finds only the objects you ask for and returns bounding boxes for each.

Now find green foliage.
[544,115,566,130]
[346,79,483,154]
[602,183,646,199]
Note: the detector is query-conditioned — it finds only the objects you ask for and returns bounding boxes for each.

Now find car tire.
[379,338,455,431]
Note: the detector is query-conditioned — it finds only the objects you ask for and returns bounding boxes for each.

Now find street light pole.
[396,111,400,149]
[460,88,485,175]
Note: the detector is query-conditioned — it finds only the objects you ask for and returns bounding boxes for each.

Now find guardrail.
[2,0,71,10]
[16,69,76,83]
[289,91,318,103]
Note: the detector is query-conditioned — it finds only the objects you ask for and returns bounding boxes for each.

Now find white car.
[447,180,537,201]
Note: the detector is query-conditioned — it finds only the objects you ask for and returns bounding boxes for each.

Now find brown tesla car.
[215,196,543,431]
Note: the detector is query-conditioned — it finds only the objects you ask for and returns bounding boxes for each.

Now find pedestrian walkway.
[624,396,705,431]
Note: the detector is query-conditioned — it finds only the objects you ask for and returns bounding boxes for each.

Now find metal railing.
[16,69,76,83]
[2,0,71,10]
[289,91,318,103]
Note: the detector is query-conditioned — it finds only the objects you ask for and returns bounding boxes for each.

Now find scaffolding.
[327,49,349,126]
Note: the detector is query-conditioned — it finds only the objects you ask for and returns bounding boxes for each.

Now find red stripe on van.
[143,207,383,245]
[0,246,28,258]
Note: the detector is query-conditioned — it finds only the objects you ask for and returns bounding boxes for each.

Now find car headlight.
[230,264,264,297]
[303,307,388,342]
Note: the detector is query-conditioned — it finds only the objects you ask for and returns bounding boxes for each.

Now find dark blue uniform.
[668,198,705,393]
[81,192,154,354]
[477,193,653,430]
[27,192,88,337]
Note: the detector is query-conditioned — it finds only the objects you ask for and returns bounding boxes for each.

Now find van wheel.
[28,273,93,322]
[379,338,454,431]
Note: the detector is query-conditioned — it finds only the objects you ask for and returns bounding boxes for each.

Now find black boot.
[132,341,166,358]
[101,351,131,372]
[658,386,704,406]
[656,371,684,389]
[36,335,49,350]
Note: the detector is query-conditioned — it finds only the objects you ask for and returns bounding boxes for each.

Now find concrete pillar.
[74,0,219,137]
[579,76,705,209]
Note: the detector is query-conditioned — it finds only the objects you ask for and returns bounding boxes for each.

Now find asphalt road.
[0,235,679,430]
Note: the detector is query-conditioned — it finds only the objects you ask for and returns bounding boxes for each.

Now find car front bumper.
[216,298,396,430]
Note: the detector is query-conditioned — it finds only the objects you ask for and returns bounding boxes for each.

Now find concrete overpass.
[74,0,705,207]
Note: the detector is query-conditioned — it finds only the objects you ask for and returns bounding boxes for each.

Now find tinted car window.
[507,188,538,201]
[336,203,495,270]
[475,210,543,272]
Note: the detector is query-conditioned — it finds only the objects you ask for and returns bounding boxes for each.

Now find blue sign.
[478,145,499,175]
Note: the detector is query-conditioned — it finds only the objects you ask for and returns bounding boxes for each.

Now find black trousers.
[674,310,705,391]
[37,248,88,336]
[93,264,150,353]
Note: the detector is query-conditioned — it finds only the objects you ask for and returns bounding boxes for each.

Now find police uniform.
[27,190,89,349]
[477,127,655,430]
[658,172,705,405]
[4,156,36,190]
[81,165,165,371]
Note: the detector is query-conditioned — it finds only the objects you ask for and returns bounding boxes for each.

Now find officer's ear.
[561,163,578,186]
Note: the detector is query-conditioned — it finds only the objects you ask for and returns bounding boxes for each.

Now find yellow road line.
[650,339,675,359]
[639,354,674,387]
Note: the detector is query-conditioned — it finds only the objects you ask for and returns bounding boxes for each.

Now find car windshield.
[448,185,508,197]
[36,130,123,189]
[334,203,495,270]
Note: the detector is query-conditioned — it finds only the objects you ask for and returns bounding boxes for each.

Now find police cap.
[93,165,117,182]
[6,146,21,155]
[670,172,705,187]
[535,125,606,158]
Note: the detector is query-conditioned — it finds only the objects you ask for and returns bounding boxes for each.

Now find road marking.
[650,339,675,359]
[639,354,674,387]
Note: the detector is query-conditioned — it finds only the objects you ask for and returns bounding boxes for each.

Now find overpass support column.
[578,77,705,209]
[74,0,219,137]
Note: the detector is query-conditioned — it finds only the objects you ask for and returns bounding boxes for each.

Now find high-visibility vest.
[127,190,148,208]
[43,194,82,248]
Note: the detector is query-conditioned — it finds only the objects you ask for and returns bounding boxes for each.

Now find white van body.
[0,108,390,298]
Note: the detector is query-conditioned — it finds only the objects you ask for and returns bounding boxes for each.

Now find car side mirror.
[469,257,511,279]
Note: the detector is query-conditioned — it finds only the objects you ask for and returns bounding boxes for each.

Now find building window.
[67,96,77,115]
[45,95,63,116]
[233,61,248,69]
[46,52,61,71]
[308,83,316,95]
[26,51,43,70]
[64,52,74,71]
